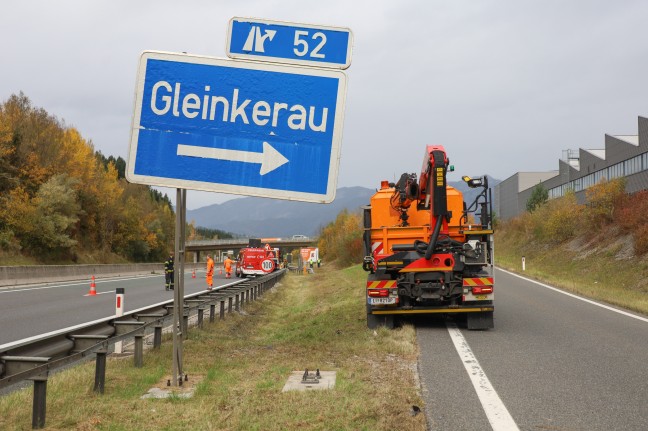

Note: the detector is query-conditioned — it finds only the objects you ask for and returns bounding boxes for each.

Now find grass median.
[0,265,426,431]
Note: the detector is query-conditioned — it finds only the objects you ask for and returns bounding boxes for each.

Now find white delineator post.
[522,256,526,271]
[115,287,125,353]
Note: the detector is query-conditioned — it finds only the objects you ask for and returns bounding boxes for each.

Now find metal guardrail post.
[94,352,107,394]
[32,377,47,429]
[197,308,204,328]
[220,301,225,319]
[209,304,216,323]
[228,297,233,313]
[134,335,144,368]
[153,326,162,349]
[235,294,240,312]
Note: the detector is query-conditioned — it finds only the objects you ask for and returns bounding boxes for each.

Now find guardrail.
[0,269,286,429]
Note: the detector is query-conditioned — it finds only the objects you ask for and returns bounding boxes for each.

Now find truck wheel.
[367,312,395,330]
[466,311,494,330]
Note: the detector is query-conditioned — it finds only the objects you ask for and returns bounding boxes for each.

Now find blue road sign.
[126,51,347,203]
[226,18,353,69]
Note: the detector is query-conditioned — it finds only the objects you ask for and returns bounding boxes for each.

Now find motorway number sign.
[227,17,353,69]
[126,51,347,203]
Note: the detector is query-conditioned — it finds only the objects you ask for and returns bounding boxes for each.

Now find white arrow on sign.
[177,142,289,175]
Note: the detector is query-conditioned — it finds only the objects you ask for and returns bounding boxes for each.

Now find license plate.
[369,297,396,305]
[474,295,488,300]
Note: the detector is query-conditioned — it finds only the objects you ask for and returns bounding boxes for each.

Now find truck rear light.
[471,286,493,295]
[367,288,390,297]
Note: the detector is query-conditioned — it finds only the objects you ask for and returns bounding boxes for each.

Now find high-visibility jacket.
[206,257,214,286]
[224,257,233,271]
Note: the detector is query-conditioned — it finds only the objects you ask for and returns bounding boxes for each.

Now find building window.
[547,152,647,201]
[625,155,642,176]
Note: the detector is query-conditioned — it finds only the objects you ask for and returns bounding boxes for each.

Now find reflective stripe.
[463,277,494,287]
[372,241,383,255]
[366,280,397,289]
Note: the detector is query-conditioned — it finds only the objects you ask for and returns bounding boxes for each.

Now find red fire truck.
[235,240,281,277]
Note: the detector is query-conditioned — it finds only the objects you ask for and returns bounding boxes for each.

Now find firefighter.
[224,255,233,279]
[164,252,174,290]
[206,254,214,290]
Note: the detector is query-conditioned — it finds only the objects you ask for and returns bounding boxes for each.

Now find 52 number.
[293,30,326,59]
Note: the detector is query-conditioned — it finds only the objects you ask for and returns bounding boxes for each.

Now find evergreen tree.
[526,183,548,213]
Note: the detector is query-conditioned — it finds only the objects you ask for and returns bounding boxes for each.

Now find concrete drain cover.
[141,387,195,399]
[282,369,336,392]
[141,374,201,399]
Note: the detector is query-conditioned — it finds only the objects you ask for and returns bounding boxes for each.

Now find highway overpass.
[185,237,318,261]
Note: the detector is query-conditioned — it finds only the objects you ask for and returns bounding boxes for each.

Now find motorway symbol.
[126,51,347,203]
[227,17,353,69]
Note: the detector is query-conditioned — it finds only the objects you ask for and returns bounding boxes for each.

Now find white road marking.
[83,291,113,296]
[446,321,520,431]
[498,268,648,324]
[0,274,163,294]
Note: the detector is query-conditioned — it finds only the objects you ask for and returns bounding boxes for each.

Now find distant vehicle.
[235,240,281,277]
[291,235,309,240]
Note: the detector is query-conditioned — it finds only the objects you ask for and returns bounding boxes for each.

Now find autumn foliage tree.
[0,93,175,263]
[585,177,627,227]
[318,209,364,266]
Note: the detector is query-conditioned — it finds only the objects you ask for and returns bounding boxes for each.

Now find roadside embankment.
[495,228,648,316]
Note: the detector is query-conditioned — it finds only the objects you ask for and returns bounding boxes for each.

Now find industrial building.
[495,116,648,220]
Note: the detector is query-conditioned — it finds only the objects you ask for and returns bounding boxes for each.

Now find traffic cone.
[88,276,97,296]
[192,268,196,279]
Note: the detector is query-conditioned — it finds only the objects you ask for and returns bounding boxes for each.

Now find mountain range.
[187,177,500,238]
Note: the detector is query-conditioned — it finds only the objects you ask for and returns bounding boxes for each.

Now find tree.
[585,177,626,226]
[318,210,363,265]
[31,174,81,255]
[526,183,548,213]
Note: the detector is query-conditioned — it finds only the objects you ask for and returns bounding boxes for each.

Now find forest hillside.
[0,93,177,264]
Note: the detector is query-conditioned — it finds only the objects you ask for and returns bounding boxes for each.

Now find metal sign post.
[172,188,186,386]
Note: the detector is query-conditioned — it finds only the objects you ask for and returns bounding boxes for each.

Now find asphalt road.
[0,269,238,347]
[416,267,648,431]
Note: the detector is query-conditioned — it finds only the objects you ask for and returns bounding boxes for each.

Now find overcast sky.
[3,0,647,210]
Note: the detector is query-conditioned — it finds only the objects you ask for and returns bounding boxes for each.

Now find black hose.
[425,216,444,260]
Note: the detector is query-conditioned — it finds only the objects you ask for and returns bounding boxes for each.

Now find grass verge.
[0,265,426,431]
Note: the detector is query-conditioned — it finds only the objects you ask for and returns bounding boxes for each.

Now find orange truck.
[362,145,495,330]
